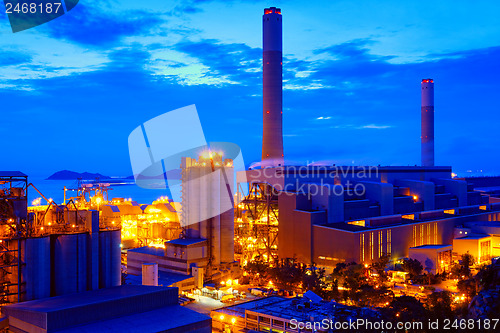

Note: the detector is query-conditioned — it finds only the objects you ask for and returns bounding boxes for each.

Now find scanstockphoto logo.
[3,0,79,33]
[128,105,246,227]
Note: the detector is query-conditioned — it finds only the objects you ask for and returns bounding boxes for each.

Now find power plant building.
[0,172,121,305]
[127,152,238,286]
[238,166,497,271]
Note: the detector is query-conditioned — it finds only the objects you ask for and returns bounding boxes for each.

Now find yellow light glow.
[412,195,418,201]
[231,318,236,324]
[219,315,224,320]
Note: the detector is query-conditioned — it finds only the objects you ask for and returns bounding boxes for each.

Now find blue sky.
[1,0,499,177]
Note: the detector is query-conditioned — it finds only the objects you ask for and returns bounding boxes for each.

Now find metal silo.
[22,236,51,300]
[53,233,88,296]
[99,229,121,288]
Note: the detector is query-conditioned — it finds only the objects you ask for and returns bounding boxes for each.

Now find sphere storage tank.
[53,233,88,296]
[99,229,121,288]
[23,236,51,300]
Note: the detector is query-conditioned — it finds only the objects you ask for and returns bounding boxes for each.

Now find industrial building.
[127,152,238,290]
[234,7,500,273]
[0,172,121,305]
[237,165,498,270]
[101,196,181,249]
[408,244,452,274]
[2,285,211,332]
[211,295,381,333]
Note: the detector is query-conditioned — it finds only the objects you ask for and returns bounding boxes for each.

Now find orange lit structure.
[1,172,122,306]
[235,183,278,265]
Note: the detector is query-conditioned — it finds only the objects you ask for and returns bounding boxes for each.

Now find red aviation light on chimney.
[422,79,434,83]
[264,7,281,15]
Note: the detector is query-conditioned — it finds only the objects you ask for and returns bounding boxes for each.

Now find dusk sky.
[1,0,499,178]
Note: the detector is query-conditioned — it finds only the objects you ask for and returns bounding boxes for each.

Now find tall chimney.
[421,78,434,166]
[262,7,284,167]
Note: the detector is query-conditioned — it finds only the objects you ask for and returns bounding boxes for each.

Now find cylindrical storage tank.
[23,236,51,301]
[53,233,88,296]
[99,229,121,288]
[142,263,158,286]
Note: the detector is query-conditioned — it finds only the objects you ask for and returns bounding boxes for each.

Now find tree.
[474,264,496,291]
[389,296,427,323]
[357,285,394,308]
[427,291,453,320]
[302,264,328,298]
[457,278,477,302]
[269,258,303,291]
[460,253,475,277]
[371,253,390,285]
[244,258,271,285]
[401,258,423,278]
[332,262,366,303]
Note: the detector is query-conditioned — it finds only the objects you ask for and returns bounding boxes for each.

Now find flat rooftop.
[319,206,500,233]
[410,244,452,250]
[167,238,207,246]
[2,285,211,332]
[58,304,210,333]
[127,246,165,256]
[213,296,381,322]
[127,271,192,286]
[3,285,170,313]
[0,171,27,177]
[455,233,491,240]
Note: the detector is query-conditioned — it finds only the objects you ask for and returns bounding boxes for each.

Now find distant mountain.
[46,170,111,180]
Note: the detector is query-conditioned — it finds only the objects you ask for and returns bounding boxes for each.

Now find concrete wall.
[313,226,360,264]
[396,179,435,211]
[433,178,468,207]
[359,181,394,215]
[309,184,344,223]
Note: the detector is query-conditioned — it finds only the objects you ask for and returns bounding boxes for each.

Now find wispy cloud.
[356,124,392,129]
[42,4,164,47]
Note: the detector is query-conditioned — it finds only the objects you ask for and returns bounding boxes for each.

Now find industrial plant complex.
[1,5,499,333]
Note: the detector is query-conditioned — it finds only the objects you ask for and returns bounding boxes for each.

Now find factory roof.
[0,171,27,177]
[104,205,120,212]
[3,285,170,313]
[214,296,381,322]
[3,285,209,332]
[321,222,366,232]
[410,244,452,250]
[58,304,210,333]
[455,233,491,240]
[127,246,165,256]
[167,238,207,246]
[127,271,192,287]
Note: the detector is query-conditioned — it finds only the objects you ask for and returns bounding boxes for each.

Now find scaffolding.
[235,182,279,265]
[0,172,28,304]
